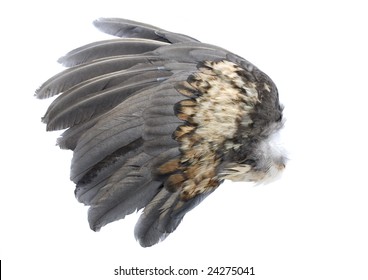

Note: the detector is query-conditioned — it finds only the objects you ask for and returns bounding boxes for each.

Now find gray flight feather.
[93,18,199,43]
[58,39,169,67]
[75,138,144,204]
[42,64,170,125]
[36,55,160,99]
[57,118,100,150]
[134,187,214,247]
[45,75,168,131]
[71,114,143,183]
[88,153,161,231]
[152,43,228,63]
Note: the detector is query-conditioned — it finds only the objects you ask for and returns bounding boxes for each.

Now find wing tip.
[134,223,169,248]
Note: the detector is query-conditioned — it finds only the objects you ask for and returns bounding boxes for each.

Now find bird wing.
[36,18,259,247]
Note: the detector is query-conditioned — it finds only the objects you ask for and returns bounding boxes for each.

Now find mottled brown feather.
[165,174,186,192]
[175,82,198,97]
[158,159,180,174]
[173,125,195,140]
[158,59,261,200]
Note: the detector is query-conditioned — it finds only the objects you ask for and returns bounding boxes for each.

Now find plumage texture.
[37,18,286,247]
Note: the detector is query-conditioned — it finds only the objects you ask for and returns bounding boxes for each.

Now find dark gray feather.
[58,39,168,67]
[71,114,143,182]
[143,136,178,156]
[93,18,198,44]
[43,64,170,125]
[134,188,214,247]
[45,75,169,131]
[153,42,228,62]
[35,55,160,99]
[88,153,161,231]
[75,138,144,205]
[57,118,100,150]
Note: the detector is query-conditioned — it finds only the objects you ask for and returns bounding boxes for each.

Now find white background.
[1,0,367,279]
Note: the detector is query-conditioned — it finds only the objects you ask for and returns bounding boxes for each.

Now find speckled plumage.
[36,18,286,247]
